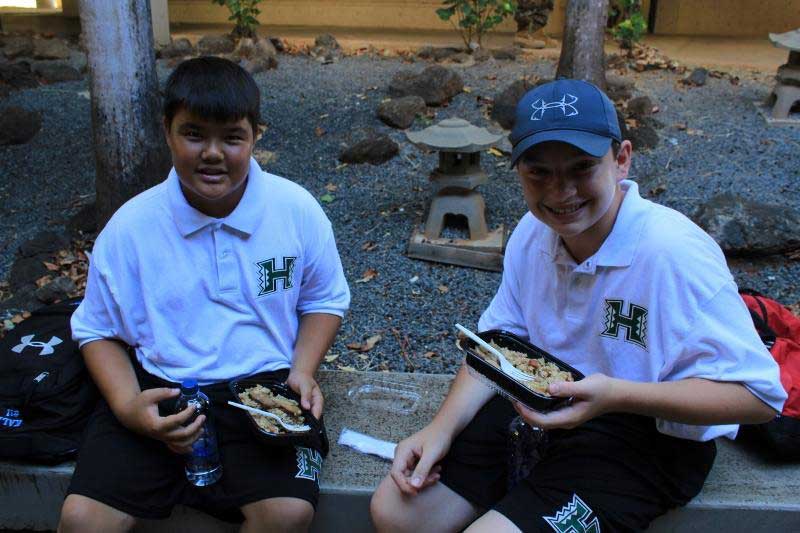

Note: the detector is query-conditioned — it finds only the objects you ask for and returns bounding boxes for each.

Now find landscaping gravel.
[1,53,798,374]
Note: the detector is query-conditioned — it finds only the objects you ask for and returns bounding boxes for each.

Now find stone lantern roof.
[406,118,502,153]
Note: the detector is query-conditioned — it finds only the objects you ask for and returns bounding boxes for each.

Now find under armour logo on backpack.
[12,334,63,356]
[531,93,579,120]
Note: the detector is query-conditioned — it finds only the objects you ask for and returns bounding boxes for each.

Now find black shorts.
[439,396,716,532]
[67,363,327,522]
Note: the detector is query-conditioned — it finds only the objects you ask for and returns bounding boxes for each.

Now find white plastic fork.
[455,323,534,382]
[227,401,311,432]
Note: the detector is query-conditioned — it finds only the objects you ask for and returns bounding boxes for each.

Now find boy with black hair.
[370,79,786,532]
[59,56,349,532]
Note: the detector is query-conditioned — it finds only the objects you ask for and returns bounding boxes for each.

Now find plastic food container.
[459,329,584,412]
[228,378,327,453]
[347,378,422,415]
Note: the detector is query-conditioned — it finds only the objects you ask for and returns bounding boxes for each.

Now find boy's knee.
[242,497,314,532]
[59,494,135,533]
[370,477,405,532]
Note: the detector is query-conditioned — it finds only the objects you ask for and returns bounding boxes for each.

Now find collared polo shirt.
[479,180,786,441]
[72,158,350,384]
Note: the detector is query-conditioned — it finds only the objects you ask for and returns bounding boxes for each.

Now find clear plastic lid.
[347,378,422,415]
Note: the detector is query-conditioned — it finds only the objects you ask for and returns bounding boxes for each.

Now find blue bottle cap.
[180,379,199,394]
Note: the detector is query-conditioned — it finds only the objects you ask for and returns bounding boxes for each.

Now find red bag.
[738,290,800,459]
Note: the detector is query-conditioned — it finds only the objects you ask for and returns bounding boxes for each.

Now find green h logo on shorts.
[600,299,648,350]
[257,256,296,296]
[295,446,322,484]
[543,494,601,533]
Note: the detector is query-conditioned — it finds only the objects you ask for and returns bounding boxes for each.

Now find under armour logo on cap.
[12,334,63,356]
[531,93,579,120]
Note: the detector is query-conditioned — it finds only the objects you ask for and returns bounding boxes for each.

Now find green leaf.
[320,193,335,203]
[436,7,455,20]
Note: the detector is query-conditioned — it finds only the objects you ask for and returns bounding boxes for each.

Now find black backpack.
[0,298,97,463]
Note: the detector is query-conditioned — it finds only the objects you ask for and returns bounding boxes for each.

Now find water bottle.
[175,379,223,486]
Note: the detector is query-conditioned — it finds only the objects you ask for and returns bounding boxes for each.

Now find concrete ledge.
[2,370,800,532]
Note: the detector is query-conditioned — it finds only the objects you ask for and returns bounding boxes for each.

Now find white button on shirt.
[71,158,350,384]
[479,180,787,441]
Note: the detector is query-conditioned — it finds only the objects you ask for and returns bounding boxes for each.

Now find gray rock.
[627,95,654,118]
[32,38,71,60]
[694,194,800,256]
[472,48,492,62]
[685,67,708,87]
[491,78,540,130]
[240,55,277,74]
[256,37,278,60]
[0,61,38,90]
[388,65,464,106]
[339,134,399,165]
[67,204,97,237]
[417,46,463,62]
[490,46,517,60]
[198,34,235,55]
[606,71,635,101]
[35,276,77,304]
[269,37,285,52]
[311,34,343,64]
[515,37,546,50]
[626,122,659,150]
[18,230,70,258]
[377,96,427,129]
[0,106,42,145]
[8,255,49,291]
[2,36,34,59]
[234,37,258,59]
[159,38,195,58]
[32,61,82,83]
[314,34,341,50]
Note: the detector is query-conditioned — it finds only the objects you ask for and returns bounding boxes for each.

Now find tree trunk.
[556,0,609,91]
[79,0,172,229]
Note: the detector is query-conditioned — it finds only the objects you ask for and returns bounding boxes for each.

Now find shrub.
[212,0,263,40]
[609,0,647,49]
[436,1,518,50]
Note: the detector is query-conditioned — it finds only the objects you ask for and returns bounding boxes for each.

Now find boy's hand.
[116,387,205,454]
[513,373,619,430]
[390,424,449,496]
[287,371,324,419]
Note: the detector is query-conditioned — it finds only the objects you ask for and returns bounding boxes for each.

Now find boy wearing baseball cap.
[370,79,786,532]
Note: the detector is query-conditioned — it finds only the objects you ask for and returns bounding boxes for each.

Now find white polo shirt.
[72,158,350,384]
[479,180,786,441]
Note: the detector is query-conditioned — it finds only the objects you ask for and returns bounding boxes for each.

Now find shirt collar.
[536,180,646,272]
[167,157,267,238]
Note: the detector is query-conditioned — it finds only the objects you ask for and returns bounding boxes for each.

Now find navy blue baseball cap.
[509,79,621,166]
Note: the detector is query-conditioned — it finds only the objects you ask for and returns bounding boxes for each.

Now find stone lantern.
[765,29,800,122]
[405,118,506,271]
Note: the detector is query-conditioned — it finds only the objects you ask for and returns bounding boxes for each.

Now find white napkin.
[338,428,397,461]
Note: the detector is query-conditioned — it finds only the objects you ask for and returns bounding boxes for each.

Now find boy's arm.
[390,364,495,496]
[82,339,204,453]
[287,312,342,419]
[513,374,777,430]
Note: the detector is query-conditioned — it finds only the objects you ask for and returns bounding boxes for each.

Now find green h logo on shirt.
[601,299,648,349]
[257,256,296,296]
[543,494,600,533]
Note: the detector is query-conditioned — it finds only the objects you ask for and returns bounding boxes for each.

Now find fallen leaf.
[335,163,349,171]
[43,261,60,271]
[315,126,326,137]
[320,193,335,203]
[324,353,340,363]
[355,268,378,283]
[686,128,704,136]
[337,365,356,372]
[462,86,472,93]
[253,149,276,165]
[409,275,419,283]
[22,311,31,319]
[346,334,382,352]
[362,241,378,251]
[319,113,329,119]
[11,314,24,324]
[35,275,52,288]
[485,74,497,80]
[650,184,667,196]
[487,147,504,157]
[325,183,338,192]
[77,90,90,100]
[423,351,437,358]
[437,284,449,294]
